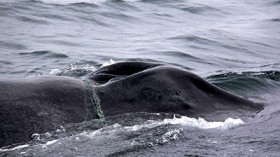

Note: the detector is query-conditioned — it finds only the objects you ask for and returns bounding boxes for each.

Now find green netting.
[83,79,106,124]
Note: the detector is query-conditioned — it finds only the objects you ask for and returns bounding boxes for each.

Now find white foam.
[49,64,96,76]
[85,123,121,137]
[0,138,58,152]
[32,133,41,140]
[161,129,181,143]
[41,139,58,149]
[49,69,62,75]
[83,116,243,139]
[0,117,242,152]
[45,139,58,146]
[163,116,244,130]
[81,64,96,71]
[101,59,117,68]
[123,116,244,131]
[55,126,66,133]
[124,120,162,131]
[0,144,29,152]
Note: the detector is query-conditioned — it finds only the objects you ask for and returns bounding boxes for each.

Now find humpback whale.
[0,62,263,147]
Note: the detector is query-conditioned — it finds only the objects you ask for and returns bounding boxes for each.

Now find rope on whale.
[83,79,106,123]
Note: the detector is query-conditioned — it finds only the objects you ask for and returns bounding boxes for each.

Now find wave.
[48,59,117,77]
[37,0,107,5]
[179,4,222,15]
[0,0,110,5]
[207,71,280,95]
[19,50,68,59]
[266,0,280,6]
[16,15,50,24]
[0,41,27,50]
[33,0,139,5]
[208,71,280,82]
[208,71,280,81]
[0,114,243,153]
[84,116,244,137]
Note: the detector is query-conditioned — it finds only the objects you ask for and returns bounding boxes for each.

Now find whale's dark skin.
[91,62,263,118]
[0,76,87,147]
[0,62,263,147]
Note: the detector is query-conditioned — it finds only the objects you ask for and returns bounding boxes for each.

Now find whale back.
[90,62,263,120]
[87,62,162,84]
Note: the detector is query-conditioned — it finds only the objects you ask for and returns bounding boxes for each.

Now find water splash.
[163,116,244,130]
[100,59,117,68]
[49,68,62,75]
[49,59,117,76]
[0,144,29,152]
[0,115,244,154]
[84,116,244,139]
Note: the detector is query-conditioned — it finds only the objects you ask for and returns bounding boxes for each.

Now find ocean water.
[0,0,280,156]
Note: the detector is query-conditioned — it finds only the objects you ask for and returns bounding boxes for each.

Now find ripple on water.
[0,41,27,50]
[19,51,68,59]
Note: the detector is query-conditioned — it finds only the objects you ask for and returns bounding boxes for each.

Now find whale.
[0,62,263,147]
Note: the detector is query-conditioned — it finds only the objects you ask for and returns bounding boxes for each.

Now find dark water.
[1,0,280,156]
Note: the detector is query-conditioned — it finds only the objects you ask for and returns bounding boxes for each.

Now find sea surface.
[0,0,280,156]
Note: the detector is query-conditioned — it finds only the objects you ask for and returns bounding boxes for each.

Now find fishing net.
[83,79,106,124]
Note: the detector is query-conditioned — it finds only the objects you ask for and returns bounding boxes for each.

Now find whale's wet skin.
[1,0,280,156]
[0,62,262,146]
[0,62,277,156]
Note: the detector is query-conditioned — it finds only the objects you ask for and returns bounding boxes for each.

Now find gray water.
[1,0,280,156]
